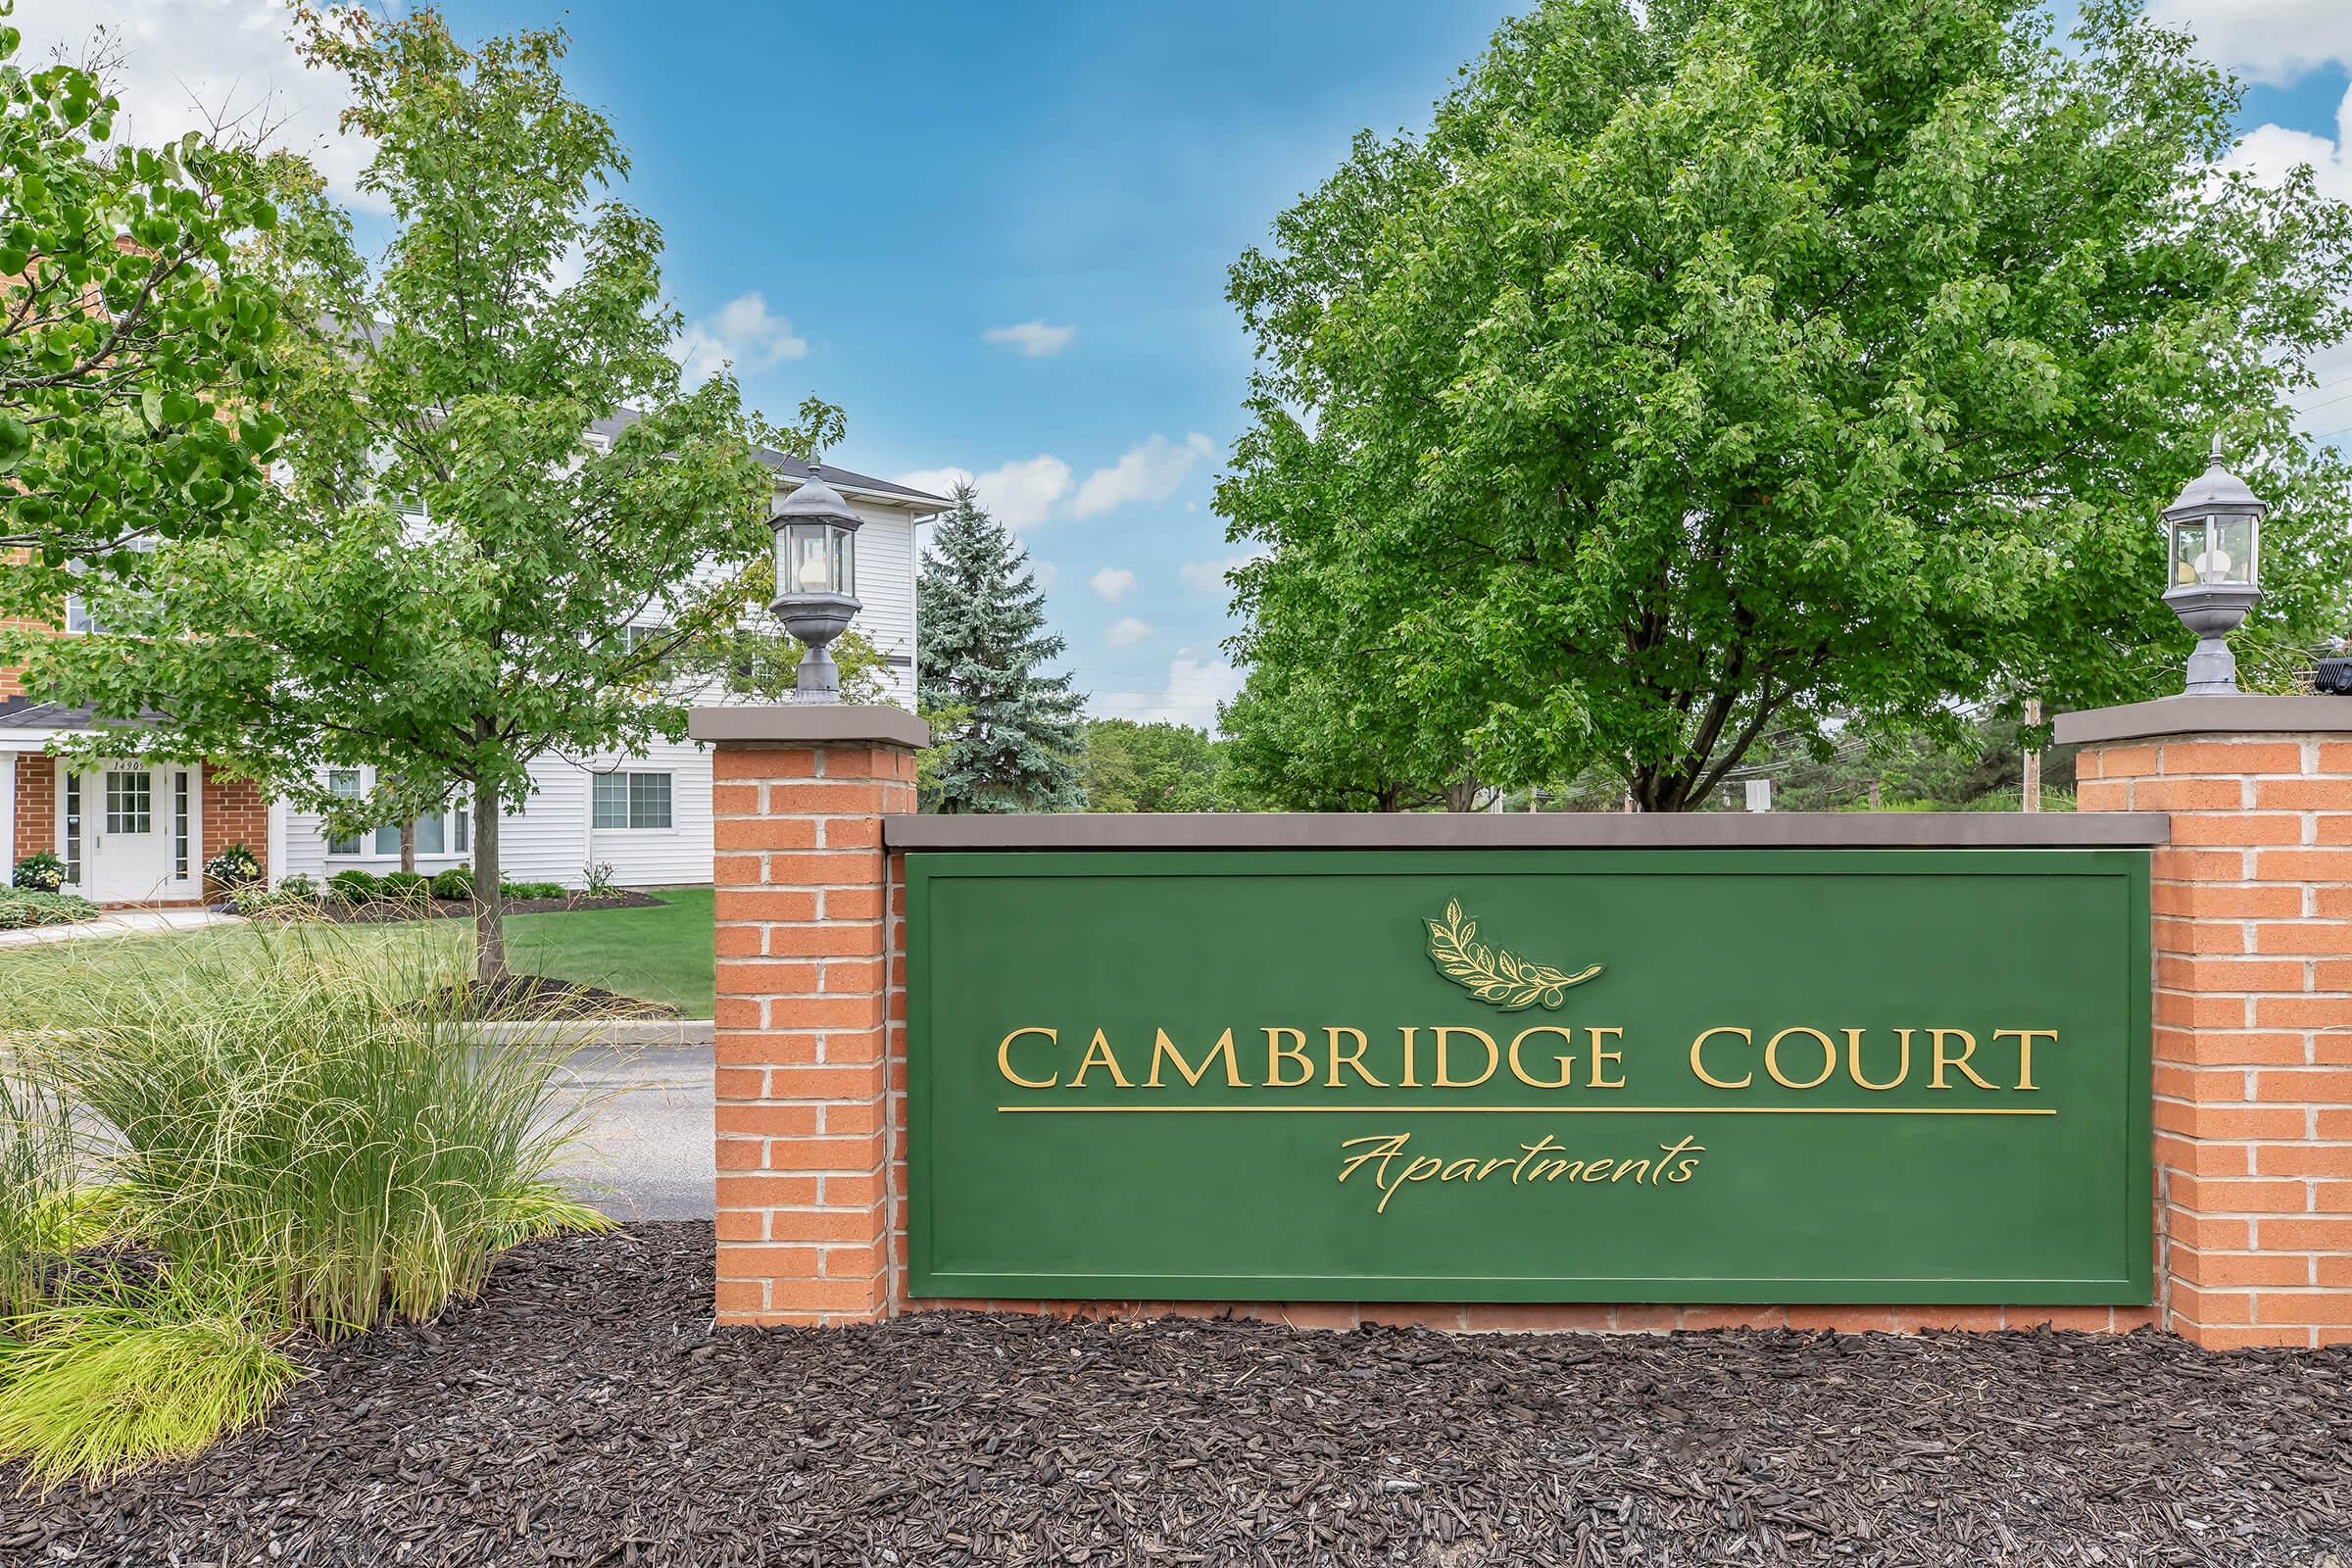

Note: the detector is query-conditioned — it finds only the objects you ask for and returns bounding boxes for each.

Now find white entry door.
[83,765,177,904]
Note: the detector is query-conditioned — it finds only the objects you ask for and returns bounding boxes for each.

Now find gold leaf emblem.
[1424,898,1602,1012]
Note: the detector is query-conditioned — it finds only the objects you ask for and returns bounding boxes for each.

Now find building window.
[326,768,364,856]
[63,773,81,885]
[65,595,100,634]
[105,770,152,834]
[324,767,469,859]
[592,770,671,830]
[174,771,190,876]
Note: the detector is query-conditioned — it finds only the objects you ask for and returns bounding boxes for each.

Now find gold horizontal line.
[994,1104,2058,1116]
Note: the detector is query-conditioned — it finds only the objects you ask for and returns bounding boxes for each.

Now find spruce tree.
[917,483,1085,812]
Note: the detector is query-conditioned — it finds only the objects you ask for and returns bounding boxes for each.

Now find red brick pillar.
[687,706,926,1326]
[2060,696,2352,1349]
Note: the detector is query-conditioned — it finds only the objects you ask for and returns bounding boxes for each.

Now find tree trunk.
[472,777,507,986]
[400,821,416,876]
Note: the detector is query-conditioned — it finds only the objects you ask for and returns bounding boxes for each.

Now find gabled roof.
[588,412,950,511]
[0,696,156,733]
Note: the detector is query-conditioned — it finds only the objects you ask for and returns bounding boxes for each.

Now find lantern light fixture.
[767,463,864,704]
[2160,436,2266,697]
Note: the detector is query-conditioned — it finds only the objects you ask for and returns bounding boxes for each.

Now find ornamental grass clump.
[0,1069,80,1328]
[0,1273,305,1489]
[20,926,606,1339]
[0,925,612,1483]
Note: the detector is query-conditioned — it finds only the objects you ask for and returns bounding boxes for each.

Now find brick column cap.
[2056,695,2352,747]
[689,704,929,749]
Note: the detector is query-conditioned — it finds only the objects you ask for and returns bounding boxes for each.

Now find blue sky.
[53,0,2352,726]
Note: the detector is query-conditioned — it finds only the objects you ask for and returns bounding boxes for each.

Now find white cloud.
[62,0,385,213]
[2224,88,2352,204]
[2223,86,2352,442]
[893,455,1074,532]
[1088,566,1137,603]
[2150,1,2352,85]
[1178,553,1262,595]
[670,291,808,386]
[981,320,1076,358]
[1104,615,1152,647]
[1072,432,1214,520]
[1092,654,1245,731]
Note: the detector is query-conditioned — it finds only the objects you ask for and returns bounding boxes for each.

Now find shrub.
[325,868,380,905]
[428,866,473,902]
[501,880,566,902]
[202,844,263,890]
[0,890,100,931]
[377,870,430,901]
[12,851,65,893]
[581,860,617,898]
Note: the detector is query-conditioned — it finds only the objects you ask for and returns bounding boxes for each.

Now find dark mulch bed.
[417,973,679,1021]
[12,1224,2349,1568]
[243,889,662,924]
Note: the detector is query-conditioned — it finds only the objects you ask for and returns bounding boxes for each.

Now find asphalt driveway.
[546,1044,715,1219]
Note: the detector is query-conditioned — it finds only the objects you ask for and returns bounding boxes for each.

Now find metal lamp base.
[2163,583,2261,697]
[774,592,863,706]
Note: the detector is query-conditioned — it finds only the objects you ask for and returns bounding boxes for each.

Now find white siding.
[266,481,934,890]
[845,501,919,708]
[504,738,715,889]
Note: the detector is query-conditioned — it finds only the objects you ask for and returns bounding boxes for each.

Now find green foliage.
[500,881,566,902]
[428,866,474,903]
[1079,719,1244,811]
[916,483,1085,811]
[377,870,430,901]
[1220,672,1486,812]
[201,843,262,890]
[0,926,605,1340]
[11,851,64,893]
[324,868,380,906]
[0,6,287,596]
[0,1272,305,1490]
[0,889,97,929]
[1220,0,2352,810]
[229,873,323,917]
[580,860,618,898]
[9,8,836,984]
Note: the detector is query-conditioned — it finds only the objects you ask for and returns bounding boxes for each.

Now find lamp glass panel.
[831,522,855,598]
[785,523,833,594]
[2215,514,2256,586]
[2171,517,2207,586]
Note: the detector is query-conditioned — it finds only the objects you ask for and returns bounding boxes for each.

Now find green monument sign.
[905,850,2150,1304]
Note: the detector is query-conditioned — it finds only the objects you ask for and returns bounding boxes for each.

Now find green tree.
[1221,0,2352,809]
[1080,718,1235,812]
[1218,670,1483,812]
[13,10,819,982]
[0,7,285,591]
[916,482,1083,811]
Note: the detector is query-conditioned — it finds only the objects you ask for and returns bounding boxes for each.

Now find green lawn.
[502,886,713,1014]
[0,887,716,1019]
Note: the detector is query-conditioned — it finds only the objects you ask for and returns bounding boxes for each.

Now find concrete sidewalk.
[0,906,243,948]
